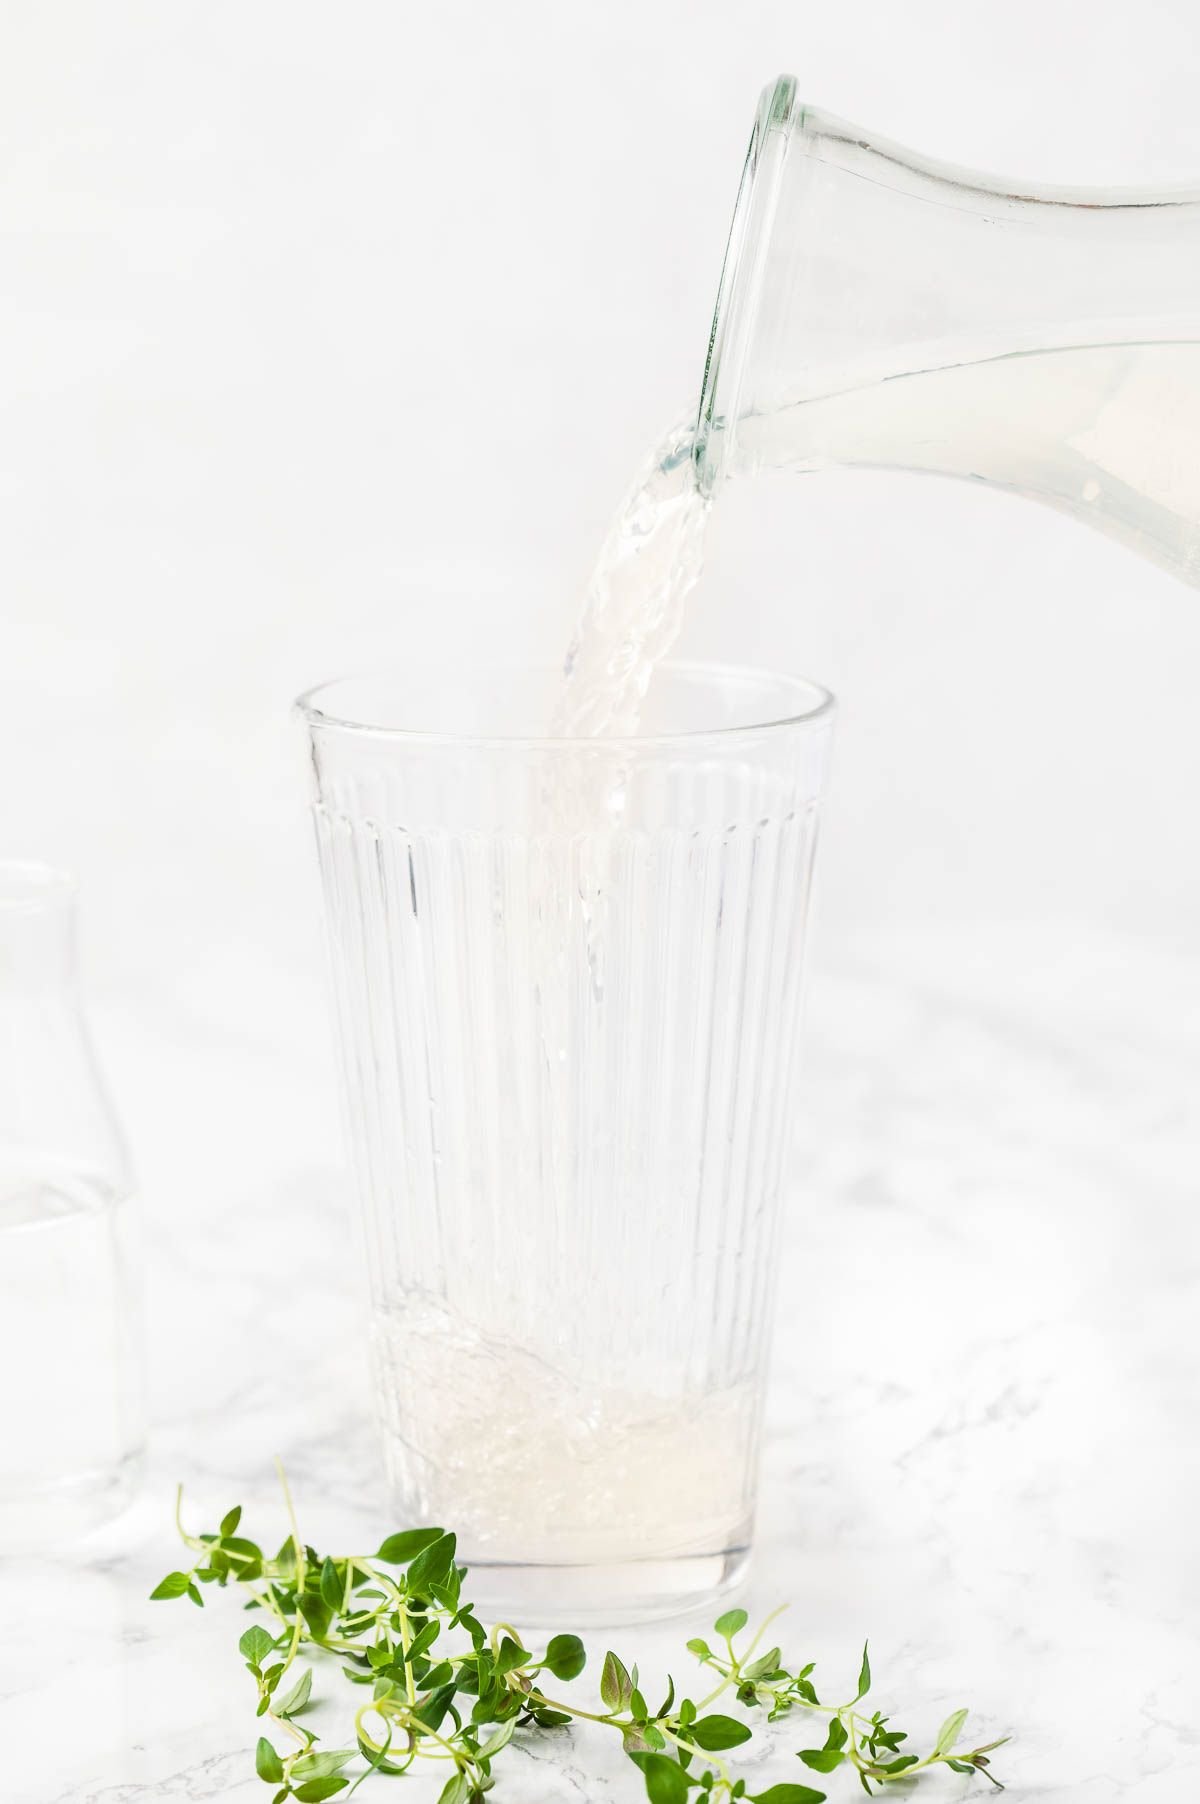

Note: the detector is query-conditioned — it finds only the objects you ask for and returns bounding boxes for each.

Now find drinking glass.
[298,663,834,1621]
[0,862,143,1543]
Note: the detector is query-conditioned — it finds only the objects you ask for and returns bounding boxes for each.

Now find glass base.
[0,1447,144,1551]
[460,1542,750,1629]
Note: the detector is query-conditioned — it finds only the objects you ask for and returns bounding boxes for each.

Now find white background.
[4,13,1200,1800]
[3,2,1199,1233]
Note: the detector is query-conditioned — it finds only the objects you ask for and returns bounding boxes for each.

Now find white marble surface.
[4,922,1198,1803]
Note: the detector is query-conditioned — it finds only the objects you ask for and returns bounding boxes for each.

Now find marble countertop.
[5,922,1198,1803]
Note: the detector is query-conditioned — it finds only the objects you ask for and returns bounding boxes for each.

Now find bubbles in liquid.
[554,417,710,737]
[371,1296,755,1566]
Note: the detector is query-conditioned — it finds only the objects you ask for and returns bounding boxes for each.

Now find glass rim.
[295,658,836,750]
[0,860,78,913]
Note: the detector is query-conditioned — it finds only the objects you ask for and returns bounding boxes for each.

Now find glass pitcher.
[695,75,1200,584]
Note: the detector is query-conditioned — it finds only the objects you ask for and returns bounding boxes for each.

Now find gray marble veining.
[6,925,1198,1801]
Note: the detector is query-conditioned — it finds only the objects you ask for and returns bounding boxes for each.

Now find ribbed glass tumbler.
[298,663,834,1622]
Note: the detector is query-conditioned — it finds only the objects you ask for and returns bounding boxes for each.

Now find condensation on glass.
[0,862,143,1543]
[697,76,1200,585]
[299,665,833,1621]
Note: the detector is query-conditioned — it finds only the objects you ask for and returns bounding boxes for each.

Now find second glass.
[0,862,142,1545]
[299,663,834,1621]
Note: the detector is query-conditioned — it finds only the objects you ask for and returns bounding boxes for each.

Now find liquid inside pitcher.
[696,77,1200,585]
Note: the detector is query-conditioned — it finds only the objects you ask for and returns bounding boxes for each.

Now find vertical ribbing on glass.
[310,728,827,1578]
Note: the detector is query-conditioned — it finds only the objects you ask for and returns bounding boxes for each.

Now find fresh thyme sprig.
[684,1612,1007,1794]
[151,1472,1009,1802]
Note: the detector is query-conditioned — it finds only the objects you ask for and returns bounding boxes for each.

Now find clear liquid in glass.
[0,1162,143,1542]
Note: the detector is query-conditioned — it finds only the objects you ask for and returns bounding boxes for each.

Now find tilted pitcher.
[695,76,1200,584]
